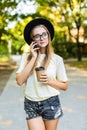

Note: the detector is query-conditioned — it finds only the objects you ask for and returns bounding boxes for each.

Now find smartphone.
[34,44,40,49]
[32,41,40,49]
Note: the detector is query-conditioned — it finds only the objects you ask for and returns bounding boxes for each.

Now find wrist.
[32,55,37,60]
[47,78,53,86]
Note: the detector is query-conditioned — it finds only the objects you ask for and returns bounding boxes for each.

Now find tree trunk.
[76,28,82,61]
[77,42,82,61]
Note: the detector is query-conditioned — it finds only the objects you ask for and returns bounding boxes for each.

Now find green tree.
[0,0,35,54]
[0,0,19,54]
[35,0,87,61]
[10,17,33,54]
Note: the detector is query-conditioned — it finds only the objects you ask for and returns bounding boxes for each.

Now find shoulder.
[20,52,29,63]
[51,53,63,63]
[21,52,29,60]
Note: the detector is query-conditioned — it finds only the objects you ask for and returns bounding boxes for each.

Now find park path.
[0,64,87,130]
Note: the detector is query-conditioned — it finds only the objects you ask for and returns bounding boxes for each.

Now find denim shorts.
[24,95,63,120]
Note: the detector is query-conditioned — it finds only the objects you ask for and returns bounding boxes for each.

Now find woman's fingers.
[30,42,40,52]
[39,74,49,84]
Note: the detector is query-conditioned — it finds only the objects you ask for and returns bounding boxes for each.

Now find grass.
[0,55,11,62]
[65,60,87,71]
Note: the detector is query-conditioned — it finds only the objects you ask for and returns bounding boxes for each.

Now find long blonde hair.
[27,25,54,74]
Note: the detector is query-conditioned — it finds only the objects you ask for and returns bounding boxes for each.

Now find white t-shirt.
[16,52,68,101]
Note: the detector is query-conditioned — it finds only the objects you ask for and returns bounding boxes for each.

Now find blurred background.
[0,0,87,58]
[0,1,87,130]
[0,0,87,94]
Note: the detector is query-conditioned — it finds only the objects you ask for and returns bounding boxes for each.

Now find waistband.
[25,95,58,104]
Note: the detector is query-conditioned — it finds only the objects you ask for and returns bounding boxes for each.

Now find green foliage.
[0,0,87,61]
[0,0,33,54]
[35,0,87,60]
[0,0,18,37]
[10,17,33,54]
[65,60,87,71]
[0,41,8,54]
[12,40,24,54]
[0,55,10,62]
[52,31,78,59]
[0,0,19,54]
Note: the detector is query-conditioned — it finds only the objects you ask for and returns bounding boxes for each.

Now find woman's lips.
[40,42,45,44]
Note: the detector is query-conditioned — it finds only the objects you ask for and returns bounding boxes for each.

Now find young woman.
[16,18,68,130]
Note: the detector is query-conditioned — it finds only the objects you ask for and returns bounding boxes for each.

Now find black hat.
[24,18,54,45]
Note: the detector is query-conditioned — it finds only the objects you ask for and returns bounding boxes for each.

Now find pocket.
[48,96,60,107]
[24,98,38,112]
[24,98,29,111]
[24,98,32,111]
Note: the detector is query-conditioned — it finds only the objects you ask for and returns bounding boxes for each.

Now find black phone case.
[34,44,40,48]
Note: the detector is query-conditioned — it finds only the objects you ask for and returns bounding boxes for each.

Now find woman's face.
[31,26,49,48]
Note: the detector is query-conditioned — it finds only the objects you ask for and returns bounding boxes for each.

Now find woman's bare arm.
[16,56,36,86]
[16,41,40,86]
[47,79,68,90]
[40,74,68,90]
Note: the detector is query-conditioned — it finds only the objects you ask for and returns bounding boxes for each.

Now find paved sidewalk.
[0,67,87,130]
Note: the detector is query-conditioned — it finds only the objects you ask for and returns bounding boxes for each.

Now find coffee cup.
[35,66,45,81]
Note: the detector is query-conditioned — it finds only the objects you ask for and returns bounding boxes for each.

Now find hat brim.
[24,18,54,45]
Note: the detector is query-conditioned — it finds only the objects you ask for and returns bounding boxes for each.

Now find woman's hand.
[30,41,40,58]
[39,73,50,84]
[39,73,68,90]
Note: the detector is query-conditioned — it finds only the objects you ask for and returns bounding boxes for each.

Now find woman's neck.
[39,47,46,54]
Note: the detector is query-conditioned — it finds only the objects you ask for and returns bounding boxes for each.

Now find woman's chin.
[40,44,48,48]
